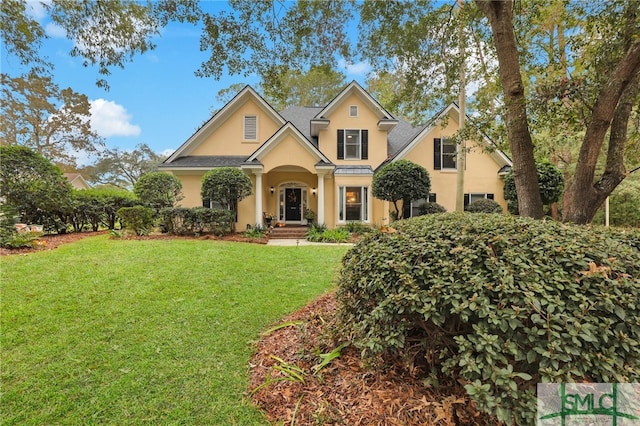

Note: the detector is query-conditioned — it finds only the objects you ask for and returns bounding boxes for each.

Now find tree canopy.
[81,143,165,189]
[133,172,183,213]
[0,145,73,231]
[372,160,431,220]
[200,167,252,215]
[0,70,103,167]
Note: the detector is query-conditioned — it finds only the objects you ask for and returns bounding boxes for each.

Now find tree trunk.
[564,67,640,223]
[476,0,543,218]
[563,9,640,224]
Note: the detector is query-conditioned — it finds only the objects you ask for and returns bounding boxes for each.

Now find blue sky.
[3,1,371,163]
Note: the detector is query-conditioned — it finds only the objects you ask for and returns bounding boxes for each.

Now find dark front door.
[285,188,301,221]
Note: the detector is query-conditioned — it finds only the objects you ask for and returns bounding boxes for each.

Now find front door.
[285,188,302,221]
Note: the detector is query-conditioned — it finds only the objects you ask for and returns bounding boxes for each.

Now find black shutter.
[434,138,441,170]
[487,193,494,200]
[464,193,470,208]
[337,130,344,160]
[403,202,411,219]
[203,199,211,208]
[429,193,436,203]
[361,130,368,160]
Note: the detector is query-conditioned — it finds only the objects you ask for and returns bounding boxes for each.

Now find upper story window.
[434,138,456,170]
[337,129,368,160]
[349,105,358,117]
[243,115,257,141]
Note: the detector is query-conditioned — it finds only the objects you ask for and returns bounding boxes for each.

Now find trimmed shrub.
[465,198,503,213]
[160,207,235,236]
[306,224,351,243]
[337,213,640,425]
[419,202,447,215]
[116,206,153,235]
[343,221,375,235]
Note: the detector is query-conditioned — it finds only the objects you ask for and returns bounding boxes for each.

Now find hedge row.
[160,207,235,236]
[336,213,640,425]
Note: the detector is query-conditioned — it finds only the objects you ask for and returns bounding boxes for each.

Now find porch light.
[312,187,316,197]
[270,186,275,195]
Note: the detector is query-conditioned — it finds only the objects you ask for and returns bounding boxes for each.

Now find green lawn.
[1,236,349,425]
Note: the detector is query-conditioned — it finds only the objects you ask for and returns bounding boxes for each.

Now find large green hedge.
[336,213,640,425]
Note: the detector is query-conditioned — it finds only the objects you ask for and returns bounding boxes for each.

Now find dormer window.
[349,105,358,117]
[244,115,257,141]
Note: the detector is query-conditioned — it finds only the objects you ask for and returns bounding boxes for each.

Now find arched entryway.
[276,181,309,224]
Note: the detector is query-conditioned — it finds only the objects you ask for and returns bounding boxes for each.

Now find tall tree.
[81,143,165,189]
[475,1,543,218]
[216,65,346,112]
[1,0,201,89]
[475,0,640,223]
[261,64,347,110]
[0,70,103,167]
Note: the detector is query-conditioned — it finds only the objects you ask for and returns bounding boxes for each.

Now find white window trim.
[349,105,358,117]
[338,185,369,223]
[441,138,457,170]
[344,129,362,160]
[243,115,258,142]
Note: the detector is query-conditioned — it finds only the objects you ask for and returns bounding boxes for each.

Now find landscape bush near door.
[336,213,640,425]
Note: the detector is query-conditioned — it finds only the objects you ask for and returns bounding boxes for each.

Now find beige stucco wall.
[260,133,318,174]
[317,93,388,168]
[190,99,282,156]
[401,111,507,212]
[167,88,510,230]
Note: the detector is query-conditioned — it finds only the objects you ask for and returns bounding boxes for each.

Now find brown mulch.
[0,231,267,256]
[249,292,499,425]
[0,231,109,256]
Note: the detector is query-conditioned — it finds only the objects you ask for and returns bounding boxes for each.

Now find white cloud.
[160,148,174,158]
[90,99,141,138]
[25,0,49,20]
[338,59,372,77]
[45,22,66,38]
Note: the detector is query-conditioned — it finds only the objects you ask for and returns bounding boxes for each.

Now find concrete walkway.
[267,239,354,246]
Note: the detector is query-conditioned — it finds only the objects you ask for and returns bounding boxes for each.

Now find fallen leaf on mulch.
[248,292,500,425]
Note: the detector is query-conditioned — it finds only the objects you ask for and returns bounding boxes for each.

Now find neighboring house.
[64,173,91,190]
[160,81,511,229]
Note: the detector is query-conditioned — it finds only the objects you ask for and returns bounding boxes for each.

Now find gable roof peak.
[314,80,396,121]
[164,84,285,163]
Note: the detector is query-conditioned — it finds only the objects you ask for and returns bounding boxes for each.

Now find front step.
[268,226,309,239]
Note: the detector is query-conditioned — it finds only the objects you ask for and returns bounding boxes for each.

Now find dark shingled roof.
[159,155,248,168]
[279,106,323,142]
[388,119,422,156]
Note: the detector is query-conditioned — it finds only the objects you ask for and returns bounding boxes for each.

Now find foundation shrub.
[336,213,640,425]
[160,207,234,236]
[418,202,447,214]
[116,206,153,236]
[465,198,503,213]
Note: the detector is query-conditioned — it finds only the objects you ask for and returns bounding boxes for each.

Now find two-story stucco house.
[159,81,511,229]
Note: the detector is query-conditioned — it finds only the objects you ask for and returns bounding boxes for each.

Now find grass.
[1,235,349,425]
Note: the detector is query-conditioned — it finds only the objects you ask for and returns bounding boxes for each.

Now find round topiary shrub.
[336,213,640,425]
[419,201,447,215]
[465,198,503,213]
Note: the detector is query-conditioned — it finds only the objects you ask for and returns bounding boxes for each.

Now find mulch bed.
[248,292,499,425]
[0,231,267,256]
